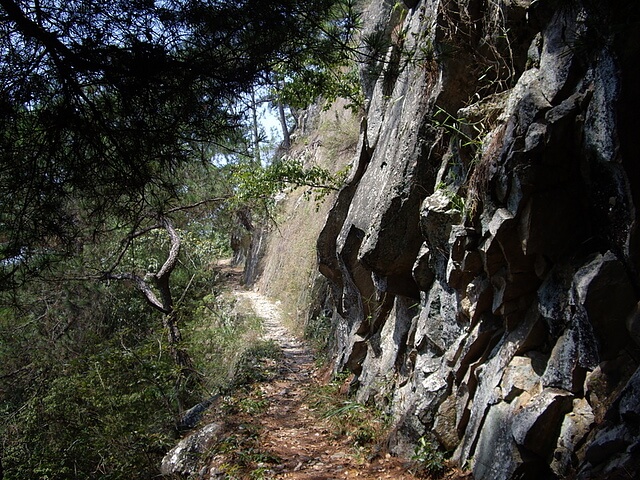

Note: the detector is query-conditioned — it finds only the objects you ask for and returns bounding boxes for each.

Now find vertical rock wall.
[318,1,640,478]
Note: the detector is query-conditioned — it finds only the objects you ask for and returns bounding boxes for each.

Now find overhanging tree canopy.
[0,0,353,285]
[0,2,362,476]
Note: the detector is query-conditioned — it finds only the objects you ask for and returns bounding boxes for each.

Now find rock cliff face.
[317,0,640,478]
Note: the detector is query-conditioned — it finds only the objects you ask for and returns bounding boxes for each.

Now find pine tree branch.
[165,196,231,214]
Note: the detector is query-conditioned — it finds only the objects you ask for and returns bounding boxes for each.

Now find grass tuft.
[306,373,391,456]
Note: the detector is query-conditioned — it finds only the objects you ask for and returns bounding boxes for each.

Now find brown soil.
[204,261,469,479]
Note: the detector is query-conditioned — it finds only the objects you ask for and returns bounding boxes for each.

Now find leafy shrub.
[304,312,333,355]
[232,340,283,386]
[411,436,447,478]
[2,335,181,479]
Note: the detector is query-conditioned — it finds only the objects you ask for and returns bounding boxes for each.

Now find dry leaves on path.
[195,283,418,479]
[184,261,471,479]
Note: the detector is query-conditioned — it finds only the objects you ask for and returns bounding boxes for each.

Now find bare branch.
[155,217,180,282]
[175,273,197,308]
[0,0,74,59]
[103,198,229,273]
[104,272,169,314]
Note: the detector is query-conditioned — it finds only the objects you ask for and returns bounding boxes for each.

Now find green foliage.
[0,204,248,478]
[0,2,361,478]
[276,64,364,113]
[180,228,233,268]
[2,332,181,479]
[271,0,364,112]
[232,340,283,387]
[305,312,334,356]
[431,106,493,219]
[307,373,390,452]
[433,107,484,150]
[0,0,355,286]
[434,181,466,216]
[208,422,281,476]
[222,387,270,416]
[233,155,346,207]
[237,393,270,416]
[184,306,272,393]
[192,338,282,478]
[411,436,447,478]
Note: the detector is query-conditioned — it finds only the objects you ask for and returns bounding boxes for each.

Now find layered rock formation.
[318,0,640,478]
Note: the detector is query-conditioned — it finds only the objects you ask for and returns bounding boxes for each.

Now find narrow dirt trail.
[233,288,419,479]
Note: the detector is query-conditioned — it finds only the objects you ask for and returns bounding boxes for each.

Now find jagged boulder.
[160,423,223,477]
[572,252,637,359]
[579,367,640,478]
[552,398,595,477]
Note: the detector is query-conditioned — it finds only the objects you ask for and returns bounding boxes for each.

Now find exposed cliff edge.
[317,0,640,478]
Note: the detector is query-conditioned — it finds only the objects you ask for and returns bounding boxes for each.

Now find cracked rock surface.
[317,1,640,479]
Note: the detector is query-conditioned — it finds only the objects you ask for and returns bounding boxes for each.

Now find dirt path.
[161,266,468,479]
[230,288,419,479]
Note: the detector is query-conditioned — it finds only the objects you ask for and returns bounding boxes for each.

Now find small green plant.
[304,312,333,353]
[306,372,390,453]
[184,304,267,394]
[217,462,243,478]
[232,339,282,386]
[238,391,270,415]
[434,181,466,216]
[433,107,484,150]
[411,436,447,478]
[221,389,270,416]
[249,466,272,479]
[323,399,366,419]
[209,422,280,475]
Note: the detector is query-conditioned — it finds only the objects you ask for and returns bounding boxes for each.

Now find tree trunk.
[278,100,291,149]
[251,87,261,165]
[163,311,194,373]
[105,216,195,374]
